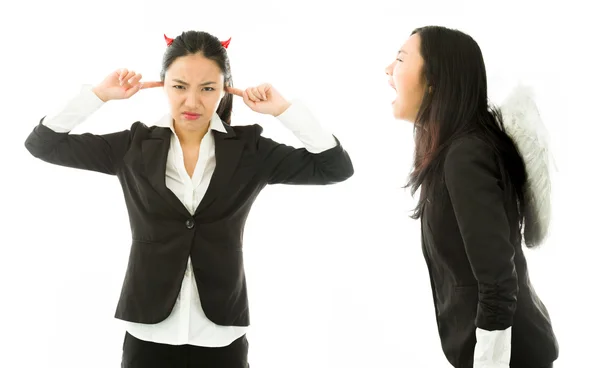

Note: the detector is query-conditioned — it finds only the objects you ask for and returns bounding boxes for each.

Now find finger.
[247,88,261,102]
[123,83,143,98]
[127,70,137,80]
[122,70,137,86]
[128,73,142,86]
[140,81,164,89]
[259,86,267,101]
[258,84,268,100]
[242,90,254,106]
[262,83,273,100]
[252,88,264,101]
[255,86,266,101]
[244,88,256,102]
[118,69,129,84]
[225,86,243,97]
[119,70,132,86]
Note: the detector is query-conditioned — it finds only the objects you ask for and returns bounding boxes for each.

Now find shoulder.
[443,134,500,180]
[228,123,266,146]
[127,121,149,134]
[446,135,493,157]
[229,123,264,136]
[127,121,168,138]
[445,135,496,165]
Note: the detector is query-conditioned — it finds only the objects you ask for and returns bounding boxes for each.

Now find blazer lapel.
[195,124,244,215]
[141,127,190,217]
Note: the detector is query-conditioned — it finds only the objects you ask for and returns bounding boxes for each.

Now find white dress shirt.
[41,84,338,347]
[473,326,511,368]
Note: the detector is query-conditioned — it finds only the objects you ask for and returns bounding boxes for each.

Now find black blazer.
[421,136,558,368]
[24,119,353,326]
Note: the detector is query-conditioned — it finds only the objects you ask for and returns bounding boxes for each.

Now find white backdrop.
[1,0,598,367]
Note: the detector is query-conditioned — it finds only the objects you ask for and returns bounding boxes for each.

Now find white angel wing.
[500,84,553,247]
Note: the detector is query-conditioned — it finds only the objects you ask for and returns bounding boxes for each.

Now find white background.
[0,0,598,367]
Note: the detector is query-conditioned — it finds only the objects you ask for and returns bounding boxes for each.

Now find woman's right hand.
[92,68,163,102]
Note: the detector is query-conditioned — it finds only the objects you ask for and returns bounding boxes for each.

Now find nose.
[184,90,200,108]
[385,61,393,76]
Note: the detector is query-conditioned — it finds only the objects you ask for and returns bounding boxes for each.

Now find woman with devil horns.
[24,30,353,367]
[384,26,559,368]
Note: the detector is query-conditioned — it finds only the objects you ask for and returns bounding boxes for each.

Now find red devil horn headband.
[163,34,231,49]
[220,37,231,48]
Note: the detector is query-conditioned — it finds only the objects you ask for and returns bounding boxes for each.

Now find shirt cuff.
[275,100,338,154]
[473,327,511,368]
[42,84,106,133]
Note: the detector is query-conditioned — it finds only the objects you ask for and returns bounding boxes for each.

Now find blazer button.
[185,219,195,229]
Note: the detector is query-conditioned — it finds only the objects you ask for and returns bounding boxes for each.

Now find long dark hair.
[406,26,528,241]
[160,30,234,124]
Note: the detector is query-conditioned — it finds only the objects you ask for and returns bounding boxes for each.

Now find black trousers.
[121,332,249,368]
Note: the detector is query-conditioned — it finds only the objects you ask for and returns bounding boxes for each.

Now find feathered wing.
[500,84,553,247]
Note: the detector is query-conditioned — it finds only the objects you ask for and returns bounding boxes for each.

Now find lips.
[182,112,201,120]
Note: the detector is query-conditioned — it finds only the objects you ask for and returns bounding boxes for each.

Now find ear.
[221,78,228,99]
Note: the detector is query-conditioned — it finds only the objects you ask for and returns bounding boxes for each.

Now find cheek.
[394,68,409,90]
[392,71,424,120]
[393,72,410,103]
[206,93,222,108]
[165,89,181,105]
[396,71,423,102]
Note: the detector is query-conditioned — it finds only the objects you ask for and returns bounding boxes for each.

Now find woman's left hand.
[226,83,291,117]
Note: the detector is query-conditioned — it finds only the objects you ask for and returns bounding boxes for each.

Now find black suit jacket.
[24,119,353,326]
[421,136,558,368]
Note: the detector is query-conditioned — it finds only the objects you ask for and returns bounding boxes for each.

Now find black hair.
[405,26,529,246]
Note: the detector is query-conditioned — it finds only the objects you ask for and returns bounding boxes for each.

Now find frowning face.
[164,53,225,133]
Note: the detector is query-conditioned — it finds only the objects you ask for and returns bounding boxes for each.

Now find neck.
[173,119,210,146]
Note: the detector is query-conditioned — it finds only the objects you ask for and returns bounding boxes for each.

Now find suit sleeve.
[443,137,518,331]
[255,101,354,185]
[24,85,133,176]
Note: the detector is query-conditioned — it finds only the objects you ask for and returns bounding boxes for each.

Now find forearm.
[443,137,518,368]
[276,100,338,153]
[25,85,131,175]
[42,84,105,132]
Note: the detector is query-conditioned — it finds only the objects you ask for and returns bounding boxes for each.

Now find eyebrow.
[172,79,217,86]
[397,50,408,55]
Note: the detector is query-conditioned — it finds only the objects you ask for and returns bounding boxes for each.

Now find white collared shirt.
[41,84,338,347]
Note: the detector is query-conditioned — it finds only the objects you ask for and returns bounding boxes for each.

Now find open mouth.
[389,81,398,104]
